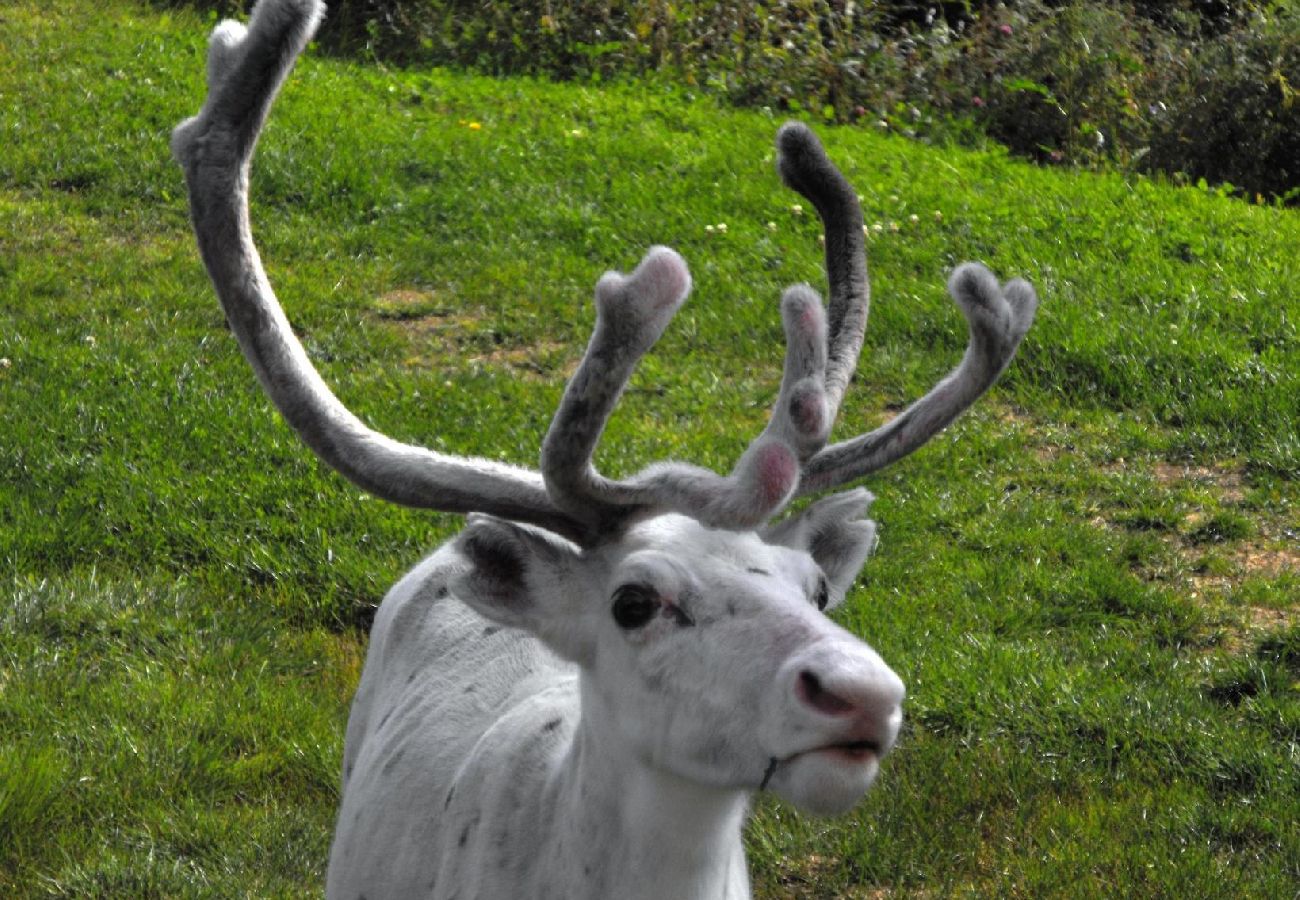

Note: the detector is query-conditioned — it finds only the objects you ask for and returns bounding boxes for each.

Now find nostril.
[797,670,855,717]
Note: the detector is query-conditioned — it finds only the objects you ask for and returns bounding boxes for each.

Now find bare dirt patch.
[1189,539,1298,651]
[1236,542,1300,578]
[370,289,574,380]
[1151,462,1247,503]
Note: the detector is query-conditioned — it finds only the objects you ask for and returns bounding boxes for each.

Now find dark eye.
[611,584,659,630]
[812,576,830,612]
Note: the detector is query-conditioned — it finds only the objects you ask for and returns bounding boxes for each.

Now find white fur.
[327,515,903,900]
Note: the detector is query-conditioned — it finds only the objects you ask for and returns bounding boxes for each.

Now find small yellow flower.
[467,121,482,131]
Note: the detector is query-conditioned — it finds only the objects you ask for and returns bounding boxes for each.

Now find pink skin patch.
[754,442,798,507]
[796,299,824,335]
[783,290,827,346]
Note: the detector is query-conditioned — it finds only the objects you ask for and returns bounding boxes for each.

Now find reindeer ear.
[451,515,596,664]
[764,489,878,608]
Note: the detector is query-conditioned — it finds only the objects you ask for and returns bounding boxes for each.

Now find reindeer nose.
[788,645,905,752]
[797,670,857,716]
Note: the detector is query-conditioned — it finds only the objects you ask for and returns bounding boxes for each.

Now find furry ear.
[451,515,596,664]
[763,489,878,609]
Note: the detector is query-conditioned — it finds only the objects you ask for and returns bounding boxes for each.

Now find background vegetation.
[162,0,1300,202]
[1,0,1298,896]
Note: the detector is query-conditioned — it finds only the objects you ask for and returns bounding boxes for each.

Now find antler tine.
[539,247,693,532]
[797,262,1039,496]
[172,0,587,543]
[776,122,870,423]
[541,253,837,534]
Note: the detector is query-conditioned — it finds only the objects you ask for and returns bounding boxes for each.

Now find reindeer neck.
[542,676,752,900]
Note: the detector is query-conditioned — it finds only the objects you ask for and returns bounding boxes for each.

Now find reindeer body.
[171,2,1038,897]
[330,545,581,899]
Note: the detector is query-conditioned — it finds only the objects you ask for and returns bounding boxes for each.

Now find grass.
[1,0,1297,896]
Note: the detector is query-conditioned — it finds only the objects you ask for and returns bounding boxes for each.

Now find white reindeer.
[171,1,1038,897]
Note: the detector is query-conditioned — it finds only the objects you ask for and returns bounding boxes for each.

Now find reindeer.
[171,1,1038,897]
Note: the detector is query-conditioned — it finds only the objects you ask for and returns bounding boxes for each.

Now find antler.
[535,122,875,534]
[172,0,1037,550]
[766,125,1040,498]
[171,0,585,541]
[797,263,1038,496]
[539,252,831,533]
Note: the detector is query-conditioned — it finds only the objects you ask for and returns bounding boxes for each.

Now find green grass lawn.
[2,1,1297,896]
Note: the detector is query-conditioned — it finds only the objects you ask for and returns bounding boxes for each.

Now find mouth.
[816,739,882,763]
[760,739,882,789]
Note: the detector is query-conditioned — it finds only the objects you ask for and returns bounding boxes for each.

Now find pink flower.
[999,24,1013,36]
[972,96,985,108]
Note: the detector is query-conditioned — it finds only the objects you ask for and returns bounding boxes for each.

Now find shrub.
[1146,7,1300,202]
[924,3,1161,165]
[159,0,1300,200]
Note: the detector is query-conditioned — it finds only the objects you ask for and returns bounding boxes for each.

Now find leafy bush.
[160,0,1300,200]
[925,3,1181,166]
[1147,6,1300,202]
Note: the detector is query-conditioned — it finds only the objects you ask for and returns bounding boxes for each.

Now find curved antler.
[758,125,1041,501]
[171,0,586,541]
[775,122,870,425]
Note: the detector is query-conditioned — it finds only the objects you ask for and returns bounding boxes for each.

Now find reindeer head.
[172,0,1038,819]
[451,498,901,815]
